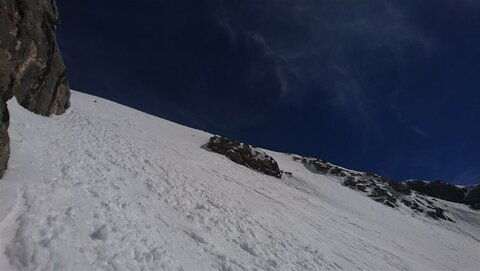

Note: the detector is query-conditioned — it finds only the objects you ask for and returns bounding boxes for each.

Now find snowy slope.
[0,90,479,271]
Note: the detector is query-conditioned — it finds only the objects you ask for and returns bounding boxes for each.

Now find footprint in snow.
[91,225,109,241]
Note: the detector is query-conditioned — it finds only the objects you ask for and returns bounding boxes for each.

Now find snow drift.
[0,91,479,270]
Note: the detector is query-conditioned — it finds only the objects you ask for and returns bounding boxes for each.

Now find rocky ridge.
[0,0,70,177]
[207,136,478,222]
[292,156,468,221]
[406,180,480,210]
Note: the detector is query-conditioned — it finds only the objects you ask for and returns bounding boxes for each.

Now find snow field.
[0,91,478,270]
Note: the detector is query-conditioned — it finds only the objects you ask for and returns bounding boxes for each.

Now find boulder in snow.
[207,135,282,178]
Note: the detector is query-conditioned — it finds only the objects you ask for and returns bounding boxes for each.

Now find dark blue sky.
[56,0,480,184]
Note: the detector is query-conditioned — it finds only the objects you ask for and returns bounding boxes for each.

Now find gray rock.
[0,114,9,177]
[207,135,282,178]
[464,185,480,210]
[0,0,70,177]
[406,180,465,203]
[406,180,480,210]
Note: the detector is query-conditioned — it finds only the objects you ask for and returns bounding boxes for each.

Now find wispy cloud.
[214,1,431,126]
[275,65,289,96]
[247,33,293,96]
[215,2,237,45]
[330,75,369,125]
[411,126,430,139]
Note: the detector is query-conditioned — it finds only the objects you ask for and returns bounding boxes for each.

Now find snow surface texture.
[0,91,479,270]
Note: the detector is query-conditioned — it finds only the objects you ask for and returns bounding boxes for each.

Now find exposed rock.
[464,185,480,210]
[406,180,480,210]
[426,207,449,221]
[401,199,412,207]
[296,157,351,178]
[411,202,423,213]
[292,155,465,221]
[356,184,367,192]
[207,135,282,178]
[0,113,9,177]
[305,159,331,174]
[343,176,356,188]
[0,0,70,177]
[385,201,396,208]
[406,180,465,203]
[298,151,479,221]
[342,176,368,192]
[329,167,343,176]
[383,178,411,195]
[369,186,397,207]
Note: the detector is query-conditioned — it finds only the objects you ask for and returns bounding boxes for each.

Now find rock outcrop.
[293,155,456,221]
[407,180,480,210]
[405,180,465,203]
[464,185,480,210]
[0,0,70,177]
[207,135,282,178]
[297,155,479,214]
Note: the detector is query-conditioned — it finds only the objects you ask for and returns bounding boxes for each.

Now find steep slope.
[0,91,479,271]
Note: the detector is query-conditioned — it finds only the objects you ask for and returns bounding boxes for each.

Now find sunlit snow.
[0,91,478,270]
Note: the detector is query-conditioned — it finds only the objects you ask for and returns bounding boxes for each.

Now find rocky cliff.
[0,0,70,177]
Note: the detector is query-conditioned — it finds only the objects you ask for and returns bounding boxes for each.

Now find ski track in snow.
[0,91,479,271]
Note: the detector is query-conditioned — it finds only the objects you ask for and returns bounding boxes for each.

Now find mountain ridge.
[207,134,479,215]
[1,90,477,270]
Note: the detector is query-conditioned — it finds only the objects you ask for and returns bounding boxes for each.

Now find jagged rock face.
[207,135,282,178]
[0,0,70,116]
[0,0,70,177]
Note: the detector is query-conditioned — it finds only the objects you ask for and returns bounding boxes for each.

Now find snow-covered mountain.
[0,91,478,270]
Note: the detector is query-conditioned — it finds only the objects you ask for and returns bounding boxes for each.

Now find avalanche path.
[0,91,478,270]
